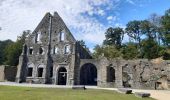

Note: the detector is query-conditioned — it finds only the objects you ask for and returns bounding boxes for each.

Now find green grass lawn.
[0,86,154,100]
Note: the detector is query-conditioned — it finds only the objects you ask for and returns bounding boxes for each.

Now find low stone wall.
[0,66,5,81]
[0,65,17,82]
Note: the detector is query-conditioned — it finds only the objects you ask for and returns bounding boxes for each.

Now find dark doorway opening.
[80,63,97,85]
[38,68,43,77]
[27,68,33,77]
[107,67,115,82]
[58,67,67,85]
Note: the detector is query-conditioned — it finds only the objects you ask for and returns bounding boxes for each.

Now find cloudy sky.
[0,0,170,51]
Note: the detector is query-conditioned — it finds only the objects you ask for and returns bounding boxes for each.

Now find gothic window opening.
[60,32,64,41]
[54,46,58,54]
[64,45,70,54]
[36,31,41,43]
[38,68,43,77]
[27,68,33,77]
[39,47,44,55]
[29,47,33,55]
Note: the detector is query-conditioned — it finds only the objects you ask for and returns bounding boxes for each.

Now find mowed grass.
[0,86,154,100]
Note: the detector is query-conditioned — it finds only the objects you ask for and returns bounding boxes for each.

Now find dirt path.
[0,82,170,100]
[132,89,170,100]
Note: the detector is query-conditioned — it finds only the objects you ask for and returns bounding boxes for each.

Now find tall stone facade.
[16,12,92,85]
[16,12,170,89]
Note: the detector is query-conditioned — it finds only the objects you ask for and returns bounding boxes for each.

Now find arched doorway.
[107,67,115,82]
[58,67,67,85]
[80,63,97,85]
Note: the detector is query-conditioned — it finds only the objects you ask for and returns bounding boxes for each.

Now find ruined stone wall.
[0,65,17,82]
[79,58,170,89]
[0,65,5,81]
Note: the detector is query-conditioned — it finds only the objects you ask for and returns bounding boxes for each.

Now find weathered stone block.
[118,88,132,94]
[72,85,86,90]
[135,92,150,98]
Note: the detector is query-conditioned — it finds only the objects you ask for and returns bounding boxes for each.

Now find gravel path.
[0,82,170,100]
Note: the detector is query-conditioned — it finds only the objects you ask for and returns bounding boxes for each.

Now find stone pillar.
[115,61,123,88]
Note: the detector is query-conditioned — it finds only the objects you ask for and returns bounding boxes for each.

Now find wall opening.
[60,32,64,41]
[58,67,67,85]
[54,46,58,54]
[107,67,115,82]
[39,47,44,55]
[27,68,33,77]
[36,31,41,43]
[29,47,33,55]
[80,63,97,85]
[64,45,70,54]
[38,68,43,77]
[122,72,131,87]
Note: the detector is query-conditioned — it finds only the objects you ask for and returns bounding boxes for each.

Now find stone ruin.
[16,12,170,90]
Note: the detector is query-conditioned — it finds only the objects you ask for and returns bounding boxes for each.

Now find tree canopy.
[93,8,170,60]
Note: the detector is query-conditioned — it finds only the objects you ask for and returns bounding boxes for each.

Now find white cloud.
[107,16,114,20]
[98,9,105,16]
[0,0,121,51]
[126,0,135,5]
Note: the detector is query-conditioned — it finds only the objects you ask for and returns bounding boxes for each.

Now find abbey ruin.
[16,12,170,90]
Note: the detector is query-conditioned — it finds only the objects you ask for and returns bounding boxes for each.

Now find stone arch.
[80,63,97,85]
[57,67,67,85]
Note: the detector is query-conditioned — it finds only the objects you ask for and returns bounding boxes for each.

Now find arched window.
[36,31,41,43]
[54,46,58,54]
[64,45,70,54]
[60,32,64,41]
[27,63,34,77]
[37,65,44,77]
[39,47,44,55]
[29,47,33,55]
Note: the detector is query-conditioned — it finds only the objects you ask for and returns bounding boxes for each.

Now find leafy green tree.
[0,40,13,65]
[126,20,142,46]
[148,13,163,45]
[93,45,122,59]
[122,42,139,60]
[140,20,157,40]
[103,27,124,48]
[140,39,161,59]
[161,9,170,46]
[4,30,30,66]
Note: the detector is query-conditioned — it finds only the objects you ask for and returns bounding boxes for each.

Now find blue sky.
[0,0,170,51]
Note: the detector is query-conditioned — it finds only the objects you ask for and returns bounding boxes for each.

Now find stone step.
[135,92,150,98]
[118,88,132,94]
[72,85,86,90]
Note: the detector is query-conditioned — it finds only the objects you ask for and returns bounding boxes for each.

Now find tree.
[148,13,163,45]
[0,40,13,65]
[93,45,122,59]
[125,20,142,46]
[4,30,30,66]
[122,42,139,60]
[103,27,124,48]
[161,9,170,46]
[140,20,157,40]
[140,39,161,59]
